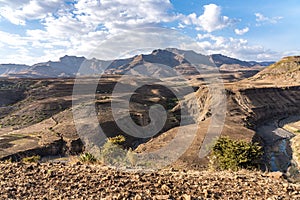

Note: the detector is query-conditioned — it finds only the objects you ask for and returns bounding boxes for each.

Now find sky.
[0,0,300,65]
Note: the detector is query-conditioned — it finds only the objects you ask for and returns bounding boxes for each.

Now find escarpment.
[185,84,300,131]
[227,86,300,129]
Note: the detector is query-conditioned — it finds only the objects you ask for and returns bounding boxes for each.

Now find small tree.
[210,137,263,171]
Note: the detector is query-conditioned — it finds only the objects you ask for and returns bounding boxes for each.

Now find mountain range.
[0,48,274,78]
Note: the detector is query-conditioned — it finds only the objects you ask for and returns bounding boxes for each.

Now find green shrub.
[22,155,41,163]
[210,137,263,171]
[100,135,127,165]
[79,152,97,163]
[96,135,141,167]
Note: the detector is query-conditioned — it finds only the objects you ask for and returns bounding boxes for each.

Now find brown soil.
[0,162,299,199]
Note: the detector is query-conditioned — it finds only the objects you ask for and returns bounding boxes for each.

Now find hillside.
[209,54,273,71]
[249,56,300,85]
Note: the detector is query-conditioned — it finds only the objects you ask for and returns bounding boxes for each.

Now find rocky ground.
[0,162,299,199]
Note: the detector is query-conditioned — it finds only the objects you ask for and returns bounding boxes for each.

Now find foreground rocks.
[0,162,299,199]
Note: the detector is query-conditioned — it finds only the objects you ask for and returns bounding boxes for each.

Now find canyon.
[0,49,299,177]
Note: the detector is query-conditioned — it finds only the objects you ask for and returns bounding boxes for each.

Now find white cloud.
[0,0,63,25]
[0,0,179,64]
[0,31,29,46]
[183,4,236,32]
[234,27,249,35]
[73,0,175,33]
[0,6,26,25]
[0,1,291,64]
[196,33,280,61]
[177,23,185,29]
[255,13,283,25]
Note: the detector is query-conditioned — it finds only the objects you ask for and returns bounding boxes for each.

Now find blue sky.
[0,0,299,64]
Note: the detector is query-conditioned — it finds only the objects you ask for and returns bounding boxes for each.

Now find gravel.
[0,162,299,199]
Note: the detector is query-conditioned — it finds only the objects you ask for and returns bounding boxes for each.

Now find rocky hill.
[0,49,272,78]
[249,56,300,85]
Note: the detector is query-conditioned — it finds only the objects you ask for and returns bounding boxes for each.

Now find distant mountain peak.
[59,55,86,64]
[0,49,276,78]
[210,54,252,68]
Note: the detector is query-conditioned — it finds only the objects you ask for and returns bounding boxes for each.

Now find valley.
[2,0,300,198]
[0,49,300,199]
[0,51,299,176]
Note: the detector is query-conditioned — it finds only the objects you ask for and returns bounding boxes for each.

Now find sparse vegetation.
[79,152,97,163]
[210,137,263,171]
[0,80,33,90]
[78,136,138,167]
[107,135,126,145]
[22,155,41,163]
[100,135,127,165]
[99,135,138,167]
[126,148,137,166]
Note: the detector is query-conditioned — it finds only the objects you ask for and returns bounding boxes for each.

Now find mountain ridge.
[0,48,275,78]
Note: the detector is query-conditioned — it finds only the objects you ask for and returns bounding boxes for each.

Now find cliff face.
[226,56,300,128]
[135,84,300,170]
[227,86,300,128]
[135,56,300,169]
[182,84,300,132]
